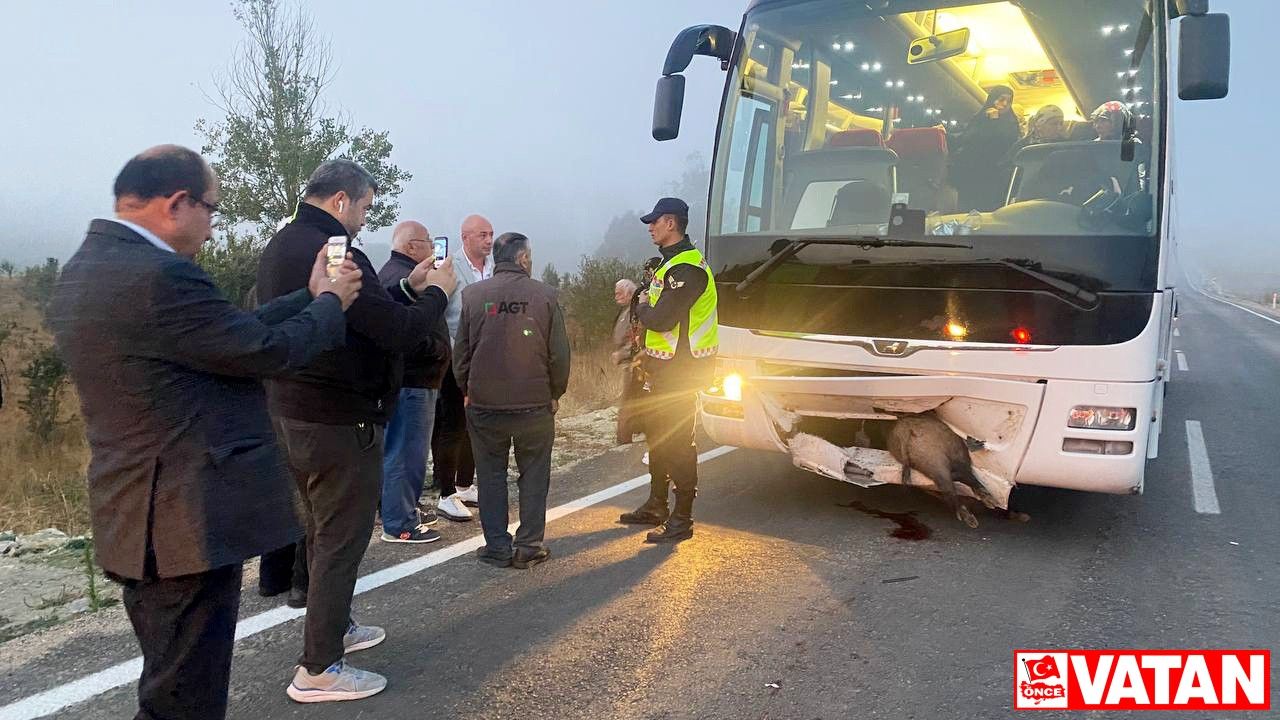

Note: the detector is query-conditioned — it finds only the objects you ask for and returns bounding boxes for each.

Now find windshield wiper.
[734,237,973,298]
[998,258,1099,309]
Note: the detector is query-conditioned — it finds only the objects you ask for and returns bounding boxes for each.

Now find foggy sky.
[0,0,1272,285]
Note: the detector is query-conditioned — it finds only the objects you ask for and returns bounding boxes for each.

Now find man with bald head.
[376,220,451,544]
[432,214,495,520]
[49,145,361,719]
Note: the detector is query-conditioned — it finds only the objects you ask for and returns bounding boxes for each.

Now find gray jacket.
[453,262,570,411]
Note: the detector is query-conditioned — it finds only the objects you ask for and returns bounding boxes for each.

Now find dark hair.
[303,159,379,201]
[981,84,1015,110]
[113,146,208,201]
[493,232,531,264]
[670,214,689,234]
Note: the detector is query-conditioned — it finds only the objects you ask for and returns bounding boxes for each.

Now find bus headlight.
[722,372,744,402]
[1068,406,1136,431]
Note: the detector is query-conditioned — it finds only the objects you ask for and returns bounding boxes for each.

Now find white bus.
[651,0,1230,506]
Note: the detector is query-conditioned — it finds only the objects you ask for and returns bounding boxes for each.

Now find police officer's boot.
[645,490,694,543]
[619,477,668,525]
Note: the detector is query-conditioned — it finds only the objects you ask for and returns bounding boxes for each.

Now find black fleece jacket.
[378,250,451,390]
[256,203,449,424]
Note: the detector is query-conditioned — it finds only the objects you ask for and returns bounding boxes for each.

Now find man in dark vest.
[453,232,570,569]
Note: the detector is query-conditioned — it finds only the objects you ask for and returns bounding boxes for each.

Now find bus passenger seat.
[827,129,884,148]
[887,127,948,211]
[827,180,891,227]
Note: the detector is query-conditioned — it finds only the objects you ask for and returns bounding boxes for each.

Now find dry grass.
[559,343,625,417]
[0,426,90,535]
[0,278,91,535]
[0,273,625,534]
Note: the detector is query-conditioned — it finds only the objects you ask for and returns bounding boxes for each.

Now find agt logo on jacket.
[484,301,530,316]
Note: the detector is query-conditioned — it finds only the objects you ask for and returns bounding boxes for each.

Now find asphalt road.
[2,288,1277,719]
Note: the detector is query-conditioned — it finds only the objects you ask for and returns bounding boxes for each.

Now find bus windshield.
[710,0,1162,244]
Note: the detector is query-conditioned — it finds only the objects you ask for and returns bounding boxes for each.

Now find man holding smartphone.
[256,159,457,703]
[376,220,450,545]
[433,214,495,521]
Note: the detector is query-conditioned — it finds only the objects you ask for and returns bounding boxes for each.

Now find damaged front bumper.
[701,372,1048,510]
[785,432,1014,509]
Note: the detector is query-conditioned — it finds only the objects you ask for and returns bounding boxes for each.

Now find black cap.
[640,197,689,225]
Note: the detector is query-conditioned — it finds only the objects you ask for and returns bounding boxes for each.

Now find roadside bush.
[560,256,641,349]
[196,228,265,308]
[19,347,69,442]
[19,258,60,313]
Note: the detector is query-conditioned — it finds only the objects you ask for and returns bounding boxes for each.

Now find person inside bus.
[1004,104,1067,164]
[949,85,1020,212]
[1023,101,1145,205]
[1090,100,1132,142]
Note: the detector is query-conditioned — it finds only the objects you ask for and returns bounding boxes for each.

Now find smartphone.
[326,236,347,279]
[432,236,449,268]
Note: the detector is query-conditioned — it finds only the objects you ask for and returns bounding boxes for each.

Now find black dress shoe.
[476,546,513,568]
[258,584,290,599]
[512,547,551,569]
[286,588,308,609]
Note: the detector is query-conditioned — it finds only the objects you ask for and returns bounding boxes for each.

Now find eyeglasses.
[187,195,220,216]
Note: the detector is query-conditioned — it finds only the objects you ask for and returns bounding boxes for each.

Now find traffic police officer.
[619,197,718,543]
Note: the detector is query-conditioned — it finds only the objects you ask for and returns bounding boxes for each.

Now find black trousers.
[258,538,305,597]
[644,386,699,496]
[274,417,383,673]
[467,407,555,555]
[259,419,309,597]
[433,368,475,497]
[120,563,243,720]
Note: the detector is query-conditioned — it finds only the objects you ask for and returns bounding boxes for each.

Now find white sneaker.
[343,621,386,653]
[455,484,479,506]
[437,494,473,521]
[286,660,387,703]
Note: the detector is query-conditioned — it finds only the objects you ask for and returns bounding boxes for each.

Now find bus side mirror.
[662,24,737,76]
[653,24,736,142]
[1178,13,1230,100]
[653,75,687,141]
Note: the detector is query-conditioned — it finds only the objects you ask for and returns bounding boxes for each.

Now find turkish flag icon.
[1024,656,1062,682]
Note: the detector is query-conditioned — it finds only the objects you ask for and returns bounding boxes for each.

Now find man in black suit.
[48,144,362,720]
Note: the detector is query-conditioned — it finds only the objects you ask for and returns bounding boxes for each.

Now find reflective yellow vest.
[644,248,719,360]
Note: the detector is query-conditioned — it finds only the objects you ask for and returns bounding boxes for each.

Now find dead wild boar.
[886,412,993,528]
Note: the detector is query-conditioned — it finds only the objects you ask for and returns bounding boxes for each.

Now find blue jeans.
[381,388,438,535]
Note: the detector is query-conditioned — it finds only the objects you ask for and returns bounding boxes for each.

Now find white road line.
[0,446,738,720]
[1185,421,1220,515]
[1198,291,1280,327]
[1173,327,1180,337]
[1176,351,1189,372]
